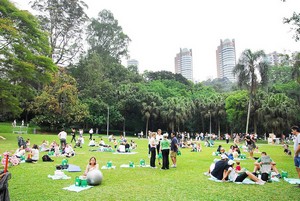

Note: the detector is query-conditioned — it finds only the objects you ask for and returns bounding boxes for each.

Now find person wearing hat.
[222,160,265,185]
[160,133,170,170]
[211,154,229,180]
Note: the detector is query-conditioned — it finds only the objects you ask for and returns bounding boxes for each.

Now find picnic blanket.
[101,165,116,170]
[48,174,71,180]
[139,165,151,168]
[67,164,81,172]
[208,177,256,184]
[284,178,300,184]
[113,152,137,155]
[62,184,93,192]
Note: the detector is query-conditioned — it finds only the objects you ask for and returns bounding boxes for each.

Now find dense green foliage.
[0,0,57,119]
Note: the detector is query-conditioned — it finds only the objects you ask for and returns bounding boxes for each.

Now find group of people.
[148,129,178,170]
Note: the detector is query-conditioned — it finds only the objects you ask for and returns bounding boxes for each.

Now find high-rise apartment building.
[174,48,193,81]
[127,59,139,67]
[216,39,236,82]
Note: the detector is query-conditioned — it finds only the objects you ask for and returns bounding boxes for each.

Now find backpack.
[42,155,54,162]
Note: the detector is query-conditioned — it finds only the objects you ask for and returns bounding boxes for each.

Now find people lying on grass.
[14,145,25,158]
[210,154,229,180]
[84,156,99,176]
[64,144,75,158]
[25,144,39,163]
[253,151,281,178]
[40,140,50,152]
[222,160,265,185]
[88,139,96,147]
[205,140,212,147]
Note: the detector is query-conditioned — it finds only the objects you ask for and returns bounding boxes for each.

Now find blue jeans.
[294,156,300,168]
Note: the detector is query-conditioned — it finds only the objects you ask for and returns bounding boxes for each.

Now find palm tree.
[258,93,298,134]
[140,92,161,137]
[233,49,269,134]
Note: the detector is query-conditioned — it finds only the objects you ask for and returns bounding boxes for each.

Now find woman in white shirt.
[26,144,39,163]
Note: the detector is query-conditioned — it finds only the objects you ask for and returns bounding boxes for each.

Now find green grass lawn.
[0,124,299,201]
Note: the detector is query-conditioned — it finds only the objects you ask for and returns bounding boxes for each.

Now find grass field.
[0,123,299,201]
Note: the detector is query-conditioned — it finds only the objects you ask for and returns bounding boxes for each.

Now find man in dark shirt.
[211,154,229,180]
[170,132,178,168]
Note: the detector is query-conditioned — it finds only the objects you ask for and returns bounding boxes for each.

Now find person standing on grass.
[156,129,163,166]
[149,132,157,168]
[58,128,67,149]
[160,133,170,170]
[170,132,178,168]
[70,128,76,143]
[89,128,94,140]
[291,125,300,188]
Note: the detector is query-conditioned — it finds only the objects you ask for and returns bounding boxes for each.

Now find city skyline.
[14,0,300,81]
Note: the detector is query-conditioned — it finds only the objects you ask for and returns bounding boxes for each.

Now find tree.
[258,93,299,134]
[233,49,269,134]
[31,0,88,65]
[87,9,131,62]
[30,70,89,130]
[0,0,56,119]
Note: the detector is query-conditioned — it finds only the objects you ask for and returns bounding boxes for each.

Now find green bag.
[177,150,181,156]
[158,153,162,159]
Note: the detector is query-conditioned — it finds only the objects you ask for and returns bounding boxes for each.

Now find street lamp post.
[209,111,211,140]
[106,106,109,137]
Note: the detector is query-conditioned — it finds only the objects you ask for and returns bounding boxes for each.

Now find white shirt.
[294,133,300,157]
[31,148,39,160]
[58,131,67,139]
[227,167,238,182]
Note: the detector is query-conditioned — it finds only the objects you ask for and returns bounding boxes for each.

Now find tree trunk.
[145,117,149,138]
[246,97,251,134]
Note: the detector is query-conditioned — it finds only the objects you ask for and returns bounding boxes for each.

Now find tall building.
[127,59,139,67]
[266,51,289,66]
[174,48,193,81]
[216,39,236,82]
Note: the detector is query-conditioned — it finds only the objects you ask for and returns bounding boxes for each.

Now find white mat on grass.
[48,174,71,180]
[208,177,256,184]
[120,164,135,168]
[284,178,300,184]
[63,184,93,192]
[101,165,116,170]
[113,152,137,155]
[139,165,151,168]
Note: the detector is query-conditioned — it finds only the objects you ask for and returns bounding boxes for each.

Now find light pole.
[106,106,109,137]
[209,111,211,140]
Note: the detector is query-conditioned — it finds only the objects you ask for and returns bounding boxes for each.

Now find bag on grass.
[42,155,54,162]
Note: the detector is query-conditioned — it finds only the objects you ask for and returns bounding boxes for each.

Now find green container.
[81,179,87,187]
[281,171,288,178]
[215,152,220,156]
[158,153,162,159]
[129,161,134,168]
[20,155,25,161]
[140,159,145,166]
[177,150,181,156]
[62,159,68,166]
[107,161,112,168]
[75,176,81,186]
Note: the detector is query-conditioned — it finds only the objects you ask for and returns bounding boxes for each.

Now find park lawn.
[0,128,299,200]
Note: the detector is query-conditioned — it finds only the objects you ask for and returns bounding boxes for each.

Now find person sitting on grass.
[14,145,25,158]
[211,154,229,180]
[40,140,50,152]
[253,151,281,178]
[64,144,75,158]
[88,139,96,147]
[84,157,99,176]
[25,144,39,163]
[222,160,265,185]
